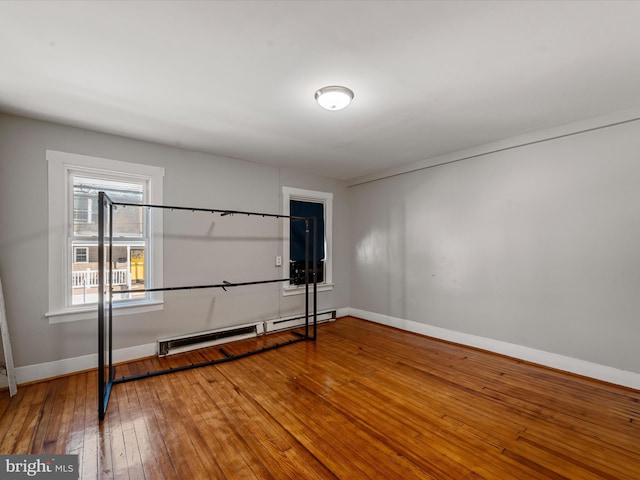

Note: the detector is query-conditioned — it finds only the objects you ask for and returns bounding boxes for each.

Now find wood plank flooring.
[1,316,639,479]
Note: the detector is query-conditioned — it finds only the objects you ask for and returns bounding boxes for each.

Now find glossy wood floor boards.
[0,316,638,479]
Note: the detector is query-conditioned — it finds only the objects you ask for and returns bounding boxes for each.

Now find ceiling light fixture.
[314,85,354,111]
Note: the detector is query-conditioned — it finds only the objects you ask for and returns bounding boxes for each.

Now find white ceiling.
[2,1,640,182]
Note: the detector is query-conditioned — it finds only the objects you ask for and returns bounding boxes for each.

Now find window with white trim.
[46,150,164,323]
[74,246,88,263]
[282,187,333,295]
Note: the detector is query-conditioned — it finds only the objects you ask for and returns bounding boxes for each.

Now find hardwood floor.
[1,316,639,479]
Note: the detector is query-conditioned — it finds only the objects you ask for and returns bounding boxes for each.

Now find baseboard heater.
[263,309,336,333]
[157,310,336,356]
[158,321,264,356]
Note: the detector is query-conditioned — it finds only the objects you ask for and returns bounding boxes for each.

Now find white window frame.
[46,150,164,323]
[282,187,333,296]
[73,246,89,264]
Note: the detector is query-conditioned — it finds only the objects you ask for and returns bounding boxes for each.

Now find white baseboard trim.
[13,343,156,386]
[347,308,640,391]
[18,306,634,391]
[11,308,352,386]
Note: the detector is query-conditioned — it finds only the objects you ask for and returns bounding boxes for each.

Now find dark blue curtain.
[290,200,324,261]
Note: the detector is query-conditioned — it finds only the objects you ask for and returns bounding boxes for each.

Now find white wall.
[0,113,348,376]
[349,119,640,375]
[2,109,639,385]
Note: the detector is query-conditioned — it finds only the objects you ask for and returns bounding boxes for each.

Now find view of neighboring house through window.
[71,175,147,305]
[74,246,88,263]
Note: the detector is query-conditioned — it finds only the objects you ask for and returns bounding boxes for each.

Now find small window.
[74,247,88,263]
[73,196,91,224]
[282,187,333,295]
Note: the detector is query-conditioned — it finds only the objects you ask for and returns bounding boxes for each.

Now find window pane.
[290,200,325,261]
[73,176,144,237]
[74,247,88,263]
[71,176,147,305]
[71,243,147,305]
[290,200,325,286]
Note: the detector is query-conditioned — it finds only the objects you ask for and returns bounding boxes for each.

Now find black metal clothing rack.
[98,192,318,420]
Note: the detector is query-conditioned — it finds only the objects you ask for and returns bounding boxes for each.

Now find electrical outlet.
[275,255,282,267]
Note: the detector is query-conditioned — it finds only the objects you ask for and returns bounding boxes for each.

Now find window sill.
[282,283,334,297]
[46,300,164,324]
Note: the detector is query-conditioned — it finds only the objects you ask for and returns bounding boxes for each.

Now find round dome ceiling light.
[314,85,354,111]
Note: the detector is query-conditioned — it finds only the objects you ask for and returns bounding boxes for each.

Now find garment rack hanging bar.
[118,277,291,294]
[111,200,309,221]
